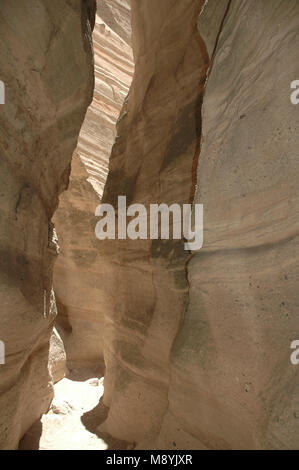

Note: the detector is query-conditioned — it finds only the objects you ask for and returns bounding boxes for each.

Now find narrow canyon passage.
[0,0,299,452]
[20,0,134,450]
[20,373,106,450]
[53,1,134,372]
[19,369,129,450]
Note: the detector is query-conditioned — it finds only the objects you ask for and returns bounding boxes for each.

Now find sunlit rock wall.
[54,1,133,368]
[100,0,299,450]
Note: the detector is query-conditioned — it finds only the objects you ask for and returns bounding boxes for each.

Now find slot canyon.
[0,0,299,452]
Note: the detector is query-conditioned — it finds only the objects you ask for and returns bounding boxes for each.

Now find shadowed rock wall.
[0,0,95,449]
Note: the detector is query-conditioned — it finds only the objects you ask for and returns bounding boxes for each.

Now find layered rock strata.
[53,3,133,368]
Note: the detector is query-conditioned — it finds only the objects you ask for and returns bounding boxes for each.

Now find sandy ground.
[19,371,128,450]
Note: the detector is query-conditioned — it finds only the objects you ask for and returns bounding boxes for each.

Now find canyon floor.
[19,370,128,451]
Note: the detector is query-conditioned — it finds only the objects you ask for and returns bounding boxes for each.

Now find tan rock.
[1,0,298,452]
[49,327,67,384]
[161,0,299,450]
[97,0,209,445]
[98,0,299,450]
[0,0,95,449]
[97,0,132,46]
[53,7,133,368]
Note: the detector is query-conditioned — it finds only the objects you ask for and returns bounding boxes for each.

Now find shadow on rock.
[18,419,43,450]
[81,397,129,450]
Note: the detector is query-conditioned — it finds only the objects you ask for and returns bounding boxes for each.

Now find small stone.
[88,378,99,387]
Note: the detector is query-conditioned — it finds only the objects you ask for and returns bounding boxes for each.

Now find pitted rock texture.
[1,0,298,452]
[163,0,299,450]
[53,6,133,368]
[0,0,95,449]
[98,0,299,450]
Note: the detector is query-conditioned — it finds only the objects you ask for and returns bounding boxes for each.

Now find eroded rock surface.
[49,327,67,384]
[1,0,298,452]
[98,0,209,446]
[0,0,95,449]
[53,5,133,369]
[99,0,299,450]
[162,0,299,450]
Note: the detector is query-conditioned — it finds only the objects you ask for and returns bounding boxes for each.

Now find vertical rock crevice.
[53,0,134,371]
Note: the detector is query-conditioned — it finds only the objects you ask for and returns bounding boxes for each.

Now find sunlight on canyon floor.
[19,371,127,450]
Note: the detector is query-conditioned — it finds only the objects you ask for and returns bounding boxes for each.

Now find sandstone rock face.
[1,0,298,452]
[0,0,95,449]
[163,0,299,450]
[77,4,133,197]
[98,0,209,446]
[99,0,299,449]
[53,4,133,368]
[97,0,132,46]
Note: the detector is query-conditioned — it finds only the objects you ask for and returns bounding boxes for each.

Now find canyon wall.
[0,0,298,452]
[98,0,209,446]
[99,0,299,449]
[53,1,133,369]
[157,0,299,450]
[0,0,96,449]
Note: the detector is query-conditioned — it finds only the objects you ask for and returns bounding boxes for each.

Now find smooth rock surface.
[163,0,299,450]
[53,6,133,368]
[98,0,299,450]
[1,0,298,452]
[0,0,95,449]
[98,0,209,446]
